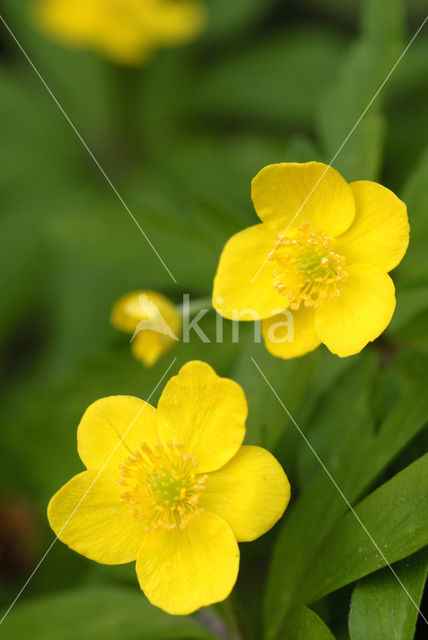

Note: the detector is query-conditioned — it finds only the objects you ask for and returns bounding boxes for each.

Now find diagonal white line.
[251,356,428,626]
[0,357,177,626]
[251,15,428,284]
[0,14,177,284]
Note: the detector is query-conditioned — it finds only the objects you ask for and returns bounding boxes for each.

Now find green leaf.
[281,605,336,640]
[349,548,428,640]
[388,145,428,342]
[0,204,49,343]
[0,586,216,640]
[397,145,428,287]
[389,286,428,336]
[390,307,428,352]
[304,453,428,604]
[273,349,357,480]
[395,351,428,395]
[193,28,345,127]
[296,355,375,486]
[2,0,114,137]
[264,383,428,639]
[383,36,428,187]
[316,0,404,181]
[0,66,81,195]
[152,132,321,222]
[233,338,318,449]
[203,0,275,42]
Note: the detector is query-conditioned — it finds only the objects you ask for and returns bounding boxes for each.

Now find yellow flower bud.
[111,290,181,367]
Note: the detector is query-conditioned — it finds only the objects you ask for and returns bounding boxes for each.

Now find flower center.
[269,222,348,310]
[118,441,208,532]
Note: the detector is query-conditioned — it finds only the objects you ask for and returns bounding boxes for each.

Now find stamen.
[117,441,207,533]
[269,222,348,310]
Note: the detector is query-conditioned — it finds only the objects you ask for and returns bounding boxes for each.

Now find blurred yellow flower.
[213,161,409,358]
[111,290,181,367]
[48,361,290,614]
[34,0,205,65]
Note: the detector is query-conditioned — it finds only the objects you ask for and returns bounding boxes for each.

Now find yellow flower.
[213,162,409,358]
[34,0,205,65]
[111,290,181,367]
[48,361,290,614]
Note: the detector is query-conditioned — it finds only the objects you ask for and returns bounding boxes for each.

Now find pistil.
[118,441,208,532]
[269,222,348,310]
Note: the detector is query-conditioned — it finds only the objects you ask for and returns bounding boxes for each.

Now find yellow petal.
[262,307,321,359]
[201,446,290,542]
[131,330,176,367]
[213,224,289,320]
[315,264,396,357]
[251,162,355,237]
[336,181,409,272]
[77,396,159,474]
[34,0,98,47]
[146,0,205,45]
[48,470,145,564]
[91,2,151,65]
[136,511,239,614]
[157,361,247,473]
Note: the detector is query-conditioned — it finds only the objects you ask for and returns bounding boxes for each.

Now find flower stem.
[109,61,145,165]
[221,593,249,640]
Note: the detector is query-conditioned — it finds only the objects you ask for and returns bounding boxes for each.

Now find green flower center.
[118,441,208,532]
[269,222,348,310]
